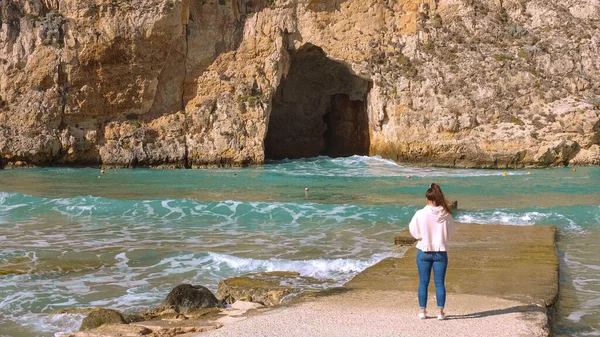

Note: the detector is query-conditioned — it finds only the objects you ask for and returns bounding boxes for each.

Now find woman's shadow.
[447,305,545,320]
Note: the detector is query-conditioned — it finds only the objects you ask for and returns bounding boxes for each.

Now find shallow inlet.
[265,44,372,159]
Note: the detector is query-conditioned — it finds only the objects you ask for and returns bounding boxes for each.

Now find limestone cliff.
[1,0,599,168]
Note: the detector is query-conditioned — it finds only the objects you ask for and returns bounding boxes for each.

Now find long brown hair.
[426,183,452,215]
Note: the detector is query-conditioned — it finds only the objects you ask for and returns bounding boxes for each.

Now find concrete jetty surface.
[348,223,558,306]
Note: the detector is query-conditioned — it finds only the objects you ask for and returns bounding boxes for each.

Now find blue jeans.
[416,249,448,309]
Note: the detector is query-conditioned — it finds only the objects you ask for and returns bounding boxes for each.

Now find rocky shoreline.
[56,223,559,337]
[56,273,324,337]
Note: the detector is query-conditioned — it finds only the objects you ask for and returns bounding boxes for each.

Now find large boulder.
[79,308,127,331]
[159,284,221,312]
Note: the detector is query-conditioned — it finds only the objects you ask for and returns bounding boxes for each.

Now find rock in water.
[217,271,308,306]
[79,308,127,331]
[160,284,221,312]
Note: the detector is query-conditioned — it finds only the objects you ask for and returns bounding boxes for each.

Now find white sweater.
[409,205,456,252]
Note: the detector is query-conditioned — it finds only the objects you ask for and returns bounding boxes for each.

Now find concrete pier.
[347,224,558,308]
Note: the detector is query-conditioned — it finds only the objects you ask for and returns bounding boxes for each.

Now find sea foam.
[205,252,391,280]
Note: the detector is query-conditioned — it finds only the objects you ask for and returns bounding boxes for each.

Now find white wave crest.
[267,155,528,177]
[456,210,582,231]
[206,252,390,280]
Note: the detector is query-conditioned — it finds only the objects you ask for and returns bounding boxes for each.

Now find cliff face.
[1,0,599,168]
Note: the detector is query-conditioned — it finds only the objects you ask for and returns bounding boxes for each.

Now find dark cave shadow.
[447,305,545,320]
[264,43,372,160]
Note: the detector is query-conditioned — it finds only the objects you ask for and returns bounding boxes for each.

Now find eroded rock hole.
[265,44,372,159]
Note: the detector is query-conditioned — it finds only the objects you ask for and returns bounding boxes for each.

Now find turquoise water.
[0,156,598,336]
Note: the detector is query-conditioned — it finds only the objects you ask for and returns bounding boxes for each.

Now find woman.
[409,183,456,320]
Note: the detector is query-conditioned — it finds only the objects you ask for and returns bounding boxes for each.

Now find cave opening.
[265,44,372,160]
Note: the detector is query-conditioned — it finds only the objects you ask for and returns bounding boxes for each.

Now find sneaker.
[418,312,427,319]
[437,314,446,320]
